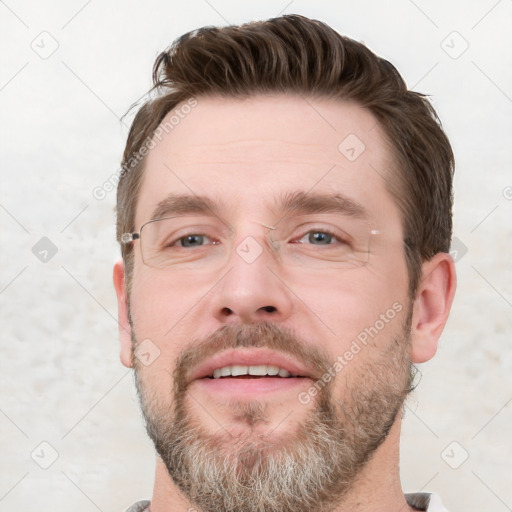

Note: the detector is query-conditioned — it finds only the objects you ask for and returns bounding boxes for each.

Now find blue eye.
[179,234,209,247]
[306,232,333,245]
[296,231,341,245]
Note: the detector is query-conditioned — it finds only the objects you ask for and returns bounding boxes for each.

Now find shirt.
[124,492,448,511]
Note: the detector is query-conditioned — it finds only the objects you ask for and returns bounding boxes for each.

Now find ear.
[410,252,457,363]
[113,259,134,368]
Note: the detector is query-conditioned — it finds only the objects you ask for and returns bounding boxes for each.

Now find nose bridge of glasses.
[230,220,281,265]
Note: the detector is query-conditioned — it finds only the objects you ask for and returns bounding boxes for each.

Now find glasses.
[121,215,377,270]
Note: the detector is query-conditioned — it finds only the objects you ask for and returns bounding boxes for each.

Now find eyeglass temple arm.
[121,232,141,244]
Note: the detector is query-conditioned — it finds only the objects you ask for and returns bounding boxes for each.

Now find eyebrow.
[150,194,221,222]
[274,191,368,220]
[149,190,368,224]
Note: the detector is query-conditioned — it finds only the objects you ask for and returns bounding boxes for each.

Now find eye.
[296,230,345,246]
[302,231,333,245]
[176,234,214,248]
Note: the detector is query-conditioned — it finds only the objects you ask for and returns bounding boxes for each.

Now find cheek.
[129,268,213,375]
[283,257,409,342]
[130,265,206,336]
[313,271,410,384]
[130,271,169,333]
[128,271,181,381]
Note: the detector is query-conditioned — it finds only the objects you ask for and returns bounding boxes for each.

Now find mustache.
[172,322,333,394]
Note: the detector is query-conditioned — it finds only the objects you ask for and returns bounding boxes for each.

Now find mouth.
[189,349,314,397]
[208,364,302,379]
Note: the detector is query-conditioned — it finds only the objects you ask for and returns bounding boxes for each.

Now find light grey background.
[1,1,511,511]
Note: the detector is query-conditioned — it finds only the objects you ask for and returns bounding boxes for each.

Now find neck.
[148,413,414,512]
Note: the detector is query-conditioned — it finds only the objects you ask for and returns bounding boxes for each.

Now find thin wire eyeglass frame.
[121,216,380,269]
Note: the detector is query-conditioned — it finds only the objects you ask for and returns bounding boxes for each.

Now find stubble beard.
[133,320,413,512]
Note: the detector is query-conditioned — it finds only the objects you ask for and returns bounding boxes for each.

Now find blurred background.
[1,1,511,510]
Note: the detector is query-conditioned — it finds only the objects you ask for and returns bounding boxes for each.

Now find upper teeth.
[212,365,294,379]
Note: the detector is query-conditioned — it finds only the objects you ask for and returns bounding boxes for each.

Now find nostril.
[219,305,277,319]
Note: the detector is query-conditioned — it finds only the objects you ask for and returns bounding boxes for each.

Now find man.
[113,14,456,512]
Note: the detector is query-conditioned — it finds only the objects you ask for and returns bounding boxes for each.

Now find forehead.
[136,94,401,230]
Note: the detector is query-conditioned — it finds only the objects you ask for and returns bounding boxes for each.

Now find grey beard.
[133,322,413,512]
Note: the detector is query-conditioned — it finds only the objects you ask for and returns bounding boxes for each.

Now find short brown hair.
[117,14,454,297]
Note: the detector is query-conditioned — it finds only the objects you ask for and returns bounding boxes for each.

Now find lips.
[188,348,314,383]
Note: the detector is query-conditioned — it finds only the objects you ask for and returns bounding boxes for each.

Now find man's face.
[126,95,413,511]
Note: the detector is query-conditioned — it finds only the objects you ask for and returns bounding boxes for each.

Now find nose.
[212,235,294,324]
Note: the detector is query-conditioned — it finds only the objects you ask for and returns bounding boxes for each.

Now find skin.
[113,94,456,511]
